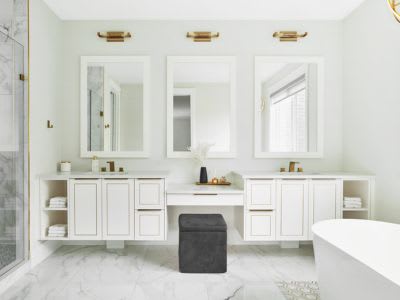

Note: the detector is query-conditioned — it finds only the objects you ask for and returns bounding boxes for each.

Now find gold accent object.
[297,167,304,172]
[196,181,231,186]
[211,177,219,184]
[280,167,286,172]
[273,31,308,42]
[289,161,300,172]
[19,74,27,81]
[47,120,54,128]
[107,161,115,172]
[388,0,400,22]
[186,31,219,42]
[97,31,132,42]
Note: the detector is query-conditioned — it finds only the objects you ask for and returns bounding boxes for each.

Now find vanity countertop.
[167,183,244,194]
[40,171,169,180]
[234,171,375,179]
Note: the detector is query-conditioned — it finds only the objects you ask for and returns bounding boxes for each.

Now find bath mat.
[276,281,320,300]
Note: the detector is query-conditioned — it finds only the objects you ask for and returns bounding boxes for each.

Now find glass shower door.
[0,31,26,276]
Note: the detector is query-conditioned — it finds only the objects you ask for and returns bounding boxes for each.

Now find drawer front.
[167,193,244,206]
[134,210,165,241]
[135,179,165,209]
[246,180,276,210]
[245,211,276,241]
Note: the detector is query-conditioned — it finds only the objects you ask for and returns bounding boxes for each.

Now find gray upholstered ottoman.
[179,214,227,273]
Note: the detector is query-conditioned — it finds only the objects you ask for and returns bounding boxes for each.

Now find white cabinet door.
[309,179,342,238]
[102,179,135,240]
[69,179,102,240]
[245,211,275,241]
[134,210,165,240]
[135,179,165,209]
[246,179,276,210]
[276,180,309,241]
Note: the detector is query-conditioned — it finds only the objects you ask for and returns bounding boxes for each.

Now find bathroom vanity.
[39,171,374,244]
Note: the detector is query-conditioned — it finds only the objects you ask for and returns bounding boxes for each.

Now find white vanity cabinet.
[239,173,359,242]
[69,179,102,240]
[134,178,166,240]
[276,180,309,241]
[102,179,135,240]
[308,179,342,238]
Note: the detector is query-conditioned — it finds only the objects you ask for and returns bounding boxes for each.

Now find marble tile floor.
[1,244,317,300]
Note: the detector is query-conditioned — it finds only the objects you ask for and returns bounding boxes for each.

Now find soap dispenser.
[91,156,99,172]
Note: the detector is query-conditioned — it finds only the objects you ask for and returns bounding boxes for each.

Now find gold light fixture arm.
[187,31,220,42]
[273,31,308,42]
[97,31,132,42]
[387,0,400,23]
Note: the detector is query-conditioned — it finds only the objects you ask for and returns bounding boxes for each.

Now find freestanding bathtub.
[313,219,400,300]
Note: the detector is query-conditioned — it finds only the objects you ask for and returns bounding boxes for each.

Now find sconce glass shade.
[388,0,400,22]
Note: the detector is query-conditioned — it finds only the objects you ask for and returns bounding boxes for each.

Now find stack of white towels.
[48,224,67,238]
[343,197,362,209]
[48,196,67,209]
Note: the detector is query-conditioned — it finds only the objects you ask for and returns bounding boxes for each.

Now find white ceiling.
[43,0,366,20]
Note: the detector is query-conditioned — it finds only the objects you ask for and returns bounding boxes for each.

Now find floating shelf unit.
[342,178,374,220]
[40,179,69,240]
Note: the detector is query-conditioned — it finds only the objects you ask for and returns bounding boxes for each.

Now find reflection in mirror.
[255,57,323,158]
[168,57,236,158]
[81,56,148,157]
[82,57,149,157]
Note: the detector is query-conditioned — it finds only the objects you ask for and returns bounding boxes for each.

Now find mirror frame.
[166,56,237,158]
[254,56,324,158]
[80,56,150,158]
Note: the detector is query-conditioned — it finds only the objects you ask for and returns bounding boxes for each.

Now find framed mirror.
[80,56,149,158]
[167,56,236,158]
[254,56,324,158]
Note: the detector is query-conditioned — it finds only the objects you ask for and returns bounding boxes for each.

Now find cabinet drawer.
[167,193,244,206]
[246,180,276,210]
[135,179,165,209]
[245,211,276,241]
[134,210,165,240]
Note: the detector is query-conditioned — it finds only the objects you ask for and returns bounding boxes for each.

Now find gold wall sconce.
[388,0,400,22]
[97,31,132,42]
[186,31,220,42]
[47,120,54,128]
[272,31,308,42]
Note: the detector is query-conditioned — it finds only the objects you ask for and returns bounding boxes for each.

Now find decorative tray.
[195,182,231,186]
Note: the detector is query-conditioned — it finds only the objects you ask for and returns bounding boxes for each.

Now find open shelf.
[40,179,69,240]
[342,179,372,220]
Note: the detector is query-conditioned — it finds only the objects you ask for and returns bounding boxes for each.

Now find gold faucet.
[289,161,300,172]
[107,161,115,172]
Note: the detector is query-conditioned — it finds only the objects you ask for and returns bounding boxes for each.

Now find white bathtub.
[313,219,400,300]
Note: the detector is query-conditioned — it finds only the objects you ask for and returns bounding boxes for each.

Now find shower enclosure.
[0,30,27,277]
